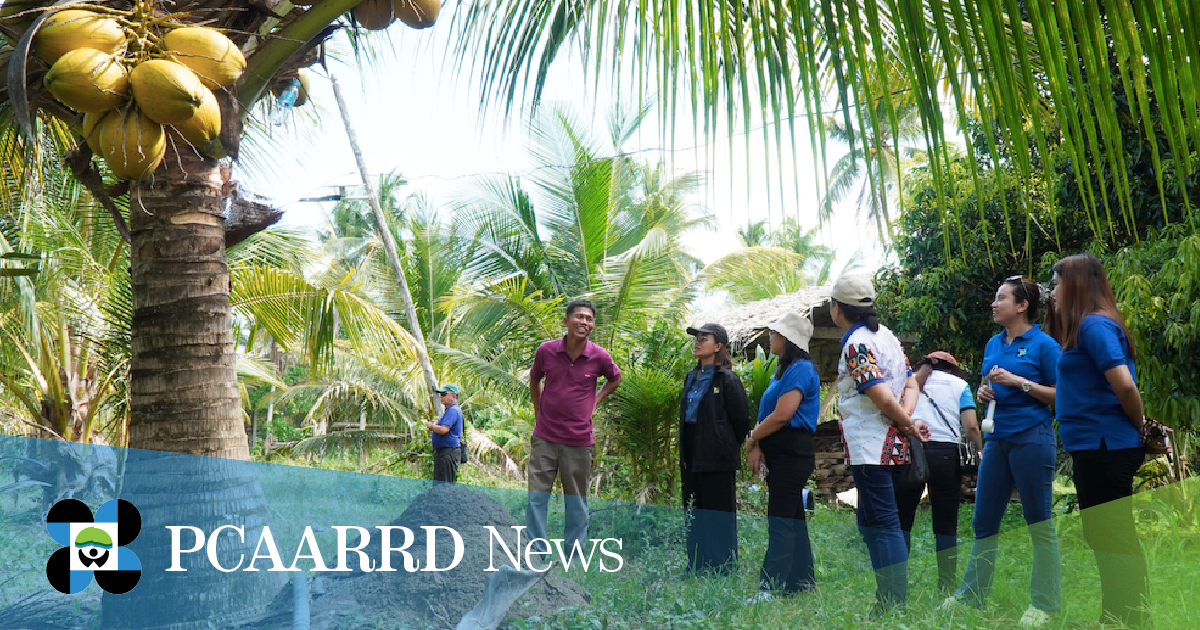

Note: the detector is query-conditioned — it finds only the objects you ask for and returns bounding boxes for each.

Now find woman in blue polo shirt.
[949,276,1061,628]
[1047,253,1149,628]
[744,312,820,601]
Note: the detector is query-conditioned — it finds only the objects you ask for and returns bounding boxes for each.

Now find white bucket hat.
[766,312,814,352]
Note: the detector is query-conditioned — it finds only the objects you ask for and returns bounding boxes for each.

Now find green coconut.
[97,106,165,180]
[353,0,395,30]
[130,59,207,125]
[170,87,225,158]
[44,48,128,113]
[162,27,246,90]
[395,0,439,30]
[82,111,112,154]
[33,9,126,64]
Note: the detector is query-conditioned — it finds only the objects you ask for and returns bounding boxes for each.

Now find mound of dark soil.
[256,484,590,630]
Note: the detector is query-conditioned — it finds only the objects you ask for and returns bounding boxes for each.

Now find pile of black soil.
[254,483,590,630]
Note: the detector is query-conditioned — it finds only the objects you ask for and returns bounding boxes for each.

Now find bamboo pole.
[329,72,442,418]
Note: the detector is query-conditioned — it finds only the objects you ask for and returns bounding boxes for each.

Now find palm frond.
[230,265,418,374]
[448,1,1199,256]
[700,246,810,305]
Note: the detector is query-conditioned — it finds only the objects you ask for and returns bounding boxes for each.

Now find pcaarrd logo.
[45,499,142,594]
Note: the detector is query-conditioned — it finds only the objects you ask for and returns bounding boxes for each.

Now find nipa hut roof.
[690,286,914,382]
[691,285,836,351]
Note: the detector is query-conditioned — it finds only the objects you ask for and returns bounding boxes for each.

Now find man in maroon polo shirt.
[526,299,622,553]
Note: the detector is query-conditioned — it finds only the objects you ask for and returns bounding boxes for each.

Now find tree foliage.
[1107,227,1200,431]
[876,145,1058,375]
[880,112,1200,433]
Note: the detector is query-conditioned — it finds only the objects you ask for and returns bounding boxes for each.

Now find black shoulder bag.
[898,435,930,490]
[924,391,980,476]
[459,420,469,464]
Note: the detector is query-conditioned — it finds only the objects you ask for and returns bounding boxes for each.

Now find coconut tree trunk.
[329,72,442,417]
[126,152,245,457]
[110,149,286,629]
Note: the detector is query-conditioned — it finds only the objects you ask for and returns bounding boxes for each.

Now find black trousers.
[1072,445,1150,628]
[894,441,962,591]
[680,424,738,573]
[759,429,816,593]
[681,468,737,573]
[433,446,460,483]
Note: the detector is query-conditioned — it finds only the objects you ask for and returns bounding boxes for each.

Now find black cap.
[686,323,729,345]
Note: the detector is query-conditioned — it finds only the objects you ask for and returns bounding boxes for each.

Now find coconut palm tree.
[3,7,441,623]
[737,219,768,247]
[768,216,835,268]
[2,0,444,462]
[821,99,924,241]
[0,141,129,444]
[454,102,713,353]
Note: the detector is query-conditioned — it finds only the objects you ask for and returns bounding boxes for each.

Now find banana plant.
[745,346,780,423]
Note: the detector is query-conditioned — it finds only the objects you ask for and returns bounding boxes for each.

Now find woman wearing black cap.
[680,323,750,575]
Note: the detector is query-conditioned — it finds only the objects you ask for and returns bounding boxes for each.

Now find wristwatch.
[1021,380,1033,393]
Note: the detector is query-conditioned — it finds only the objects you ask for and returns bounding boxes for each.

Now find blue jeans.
[957,423,1061,612]
[851,465,909,604]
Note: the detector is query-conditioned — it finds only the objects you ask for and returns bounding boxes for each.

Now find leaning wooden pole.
[329,72,442,417]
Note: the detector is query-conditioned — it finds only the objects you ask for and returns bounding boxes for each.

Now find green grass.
[247,458,1199,630]
[525,481,1200,630]
[3,452,1196,630]
[0,491,60,604]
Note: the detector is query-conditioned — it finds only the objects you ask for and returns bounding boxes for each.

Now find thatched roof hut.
[691,286,914,382]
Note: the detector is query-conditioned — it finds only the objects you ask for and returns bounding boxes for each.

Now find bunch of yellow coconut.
[34,8,245,180]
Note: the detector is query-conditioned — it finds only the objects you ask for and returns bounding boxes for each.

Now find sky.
[244,24,892,276]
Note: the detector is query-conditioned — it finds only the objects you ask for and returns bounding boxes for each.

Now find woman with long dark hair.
[743,312,819,601]
[679,323,749,575]
[948,275,1061,628]
[895,351,981,593]
[828,274,928,614]
[1047,253,1149,628]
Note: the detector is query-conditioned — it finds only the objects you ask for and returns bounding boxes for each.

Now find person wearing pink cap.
[895,351,981,592]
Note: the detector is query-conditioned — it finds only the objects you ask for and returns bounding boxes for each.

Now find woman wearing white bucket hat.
[744,311,820,601]
[828,273,929,615]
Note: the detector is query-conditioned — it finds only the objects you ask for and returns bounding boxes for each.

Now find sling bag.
[924,391,980,476]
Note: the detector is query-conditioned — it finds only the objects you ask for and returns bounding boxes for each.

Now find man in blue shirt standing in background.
[428,383,464,483]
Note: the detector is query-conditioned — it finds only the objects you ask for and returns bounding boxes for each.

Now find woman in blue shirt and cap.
[948,276,1061,628]
[1047,253,1149,628]
[743,312,820,601]
[680,323,749,575]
